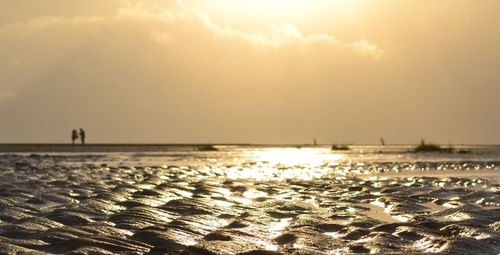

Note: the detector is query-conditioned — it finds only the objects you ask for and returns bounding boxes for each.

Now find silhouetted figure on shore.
[79,128,86,145]
[71,130,79,145]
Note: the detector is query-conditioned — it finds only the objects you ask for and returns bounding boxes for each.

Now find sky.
[0,0,499,144]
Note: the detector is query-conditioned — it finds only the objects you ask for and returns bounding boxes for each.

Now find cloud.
[117,0,383,59]
[0,0,386,143]
[0,0,383,60]
[351,39,384,60]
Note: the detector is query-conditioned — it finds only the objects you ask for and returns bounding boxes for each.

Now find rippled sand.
[0,146,499,254]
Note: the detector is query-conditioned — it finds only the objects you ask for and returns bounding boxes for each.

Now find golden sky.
[0,0,499,144]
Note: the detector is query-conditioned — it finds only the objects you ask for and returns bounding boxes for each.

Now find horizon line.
[0,143,499,147]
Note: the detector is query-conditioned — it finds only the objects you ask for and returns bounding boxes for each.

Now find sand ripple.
[0,153,498,254]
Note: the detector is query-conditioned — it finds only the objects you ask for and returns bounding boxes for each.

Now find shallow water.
[0,146,499,254]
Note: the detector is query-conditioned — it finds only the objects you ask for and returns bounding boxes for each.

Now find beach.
[0,145,498,254]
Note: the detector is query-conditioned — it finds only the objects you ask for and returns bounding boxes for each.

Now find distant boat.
[414,139,452,153]
[197,144,218,151]
[331,144,350,151]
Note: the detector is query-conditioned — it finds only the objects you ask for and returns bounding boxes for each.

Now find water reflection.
[251,148,343,167]
[227,148,344,180]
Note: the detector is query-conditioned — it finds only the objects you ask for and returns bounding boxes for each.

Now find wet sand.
[0,147,498,254]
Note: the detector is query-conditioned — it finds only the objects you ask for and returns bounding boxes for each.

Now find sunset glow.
[1,0,499,144]
[205,0,313,15]
[191,0,366,24]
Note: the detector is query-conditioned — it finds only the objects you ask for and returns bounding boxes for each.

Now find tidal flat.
[0,146,498,254]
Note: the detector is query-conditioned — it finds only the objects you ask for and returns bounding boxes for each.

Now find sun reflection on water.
[226,148,344,180]
[252,148,343,167]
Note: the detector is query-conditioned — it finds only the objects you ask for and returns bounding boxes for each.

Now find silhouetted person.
[71,130,79,145]
[79,128,86,145]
